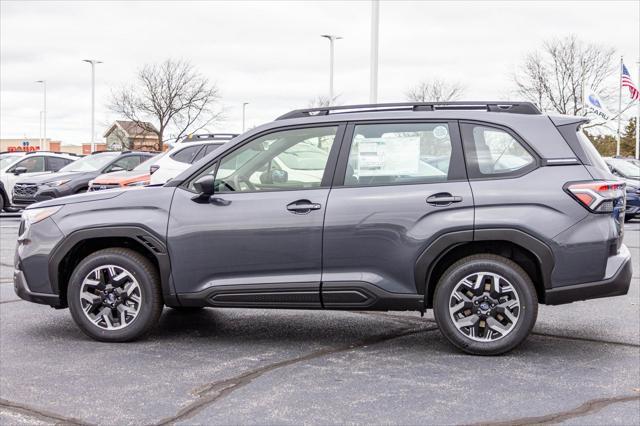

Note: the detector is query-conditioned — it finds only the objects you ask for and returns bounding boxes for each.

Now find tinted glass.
[345,123,451,186]
[464,125,535,176]
[133,153,164,171]
[171,146,202,164]
[13,156,45,173]
[108,156,141,172]
[46,156,72,172]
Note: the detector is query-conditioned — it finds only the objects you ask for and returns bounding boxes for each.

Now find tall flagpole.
[617,56,623,157]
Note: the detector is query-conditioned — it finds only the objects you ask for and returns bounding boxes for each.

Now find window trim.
[180,123,348,194]
[460,120,540,181]
[332,119,467,189]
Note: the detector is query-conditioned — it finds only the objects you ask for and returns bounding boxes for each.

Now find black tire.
[67,248,163,342]
[0,191,4,212]
[433,254,538,355]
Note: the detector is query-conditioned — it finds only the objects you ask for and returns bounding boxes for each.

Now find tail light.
[149,165,159,175]
[565,181,626,213]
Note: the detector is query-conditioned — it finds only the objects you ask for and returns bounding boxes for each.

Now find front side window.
[13,156,45,173]
[462,124,535,177]
[188,126,337,193]
[345,123,452,186]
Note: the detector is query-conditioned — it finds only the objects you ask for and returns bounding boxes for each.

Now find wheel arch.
[416,228,554,308]
[49,226,176,307]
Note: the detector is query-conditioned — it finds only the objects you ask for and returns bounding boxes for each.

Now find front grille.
[90,183,120,191]
[13,183,38,198]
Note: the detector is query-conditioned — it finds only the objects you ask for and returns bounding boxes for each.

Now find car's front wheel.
[67,248,163,342]
[433,254,538,355]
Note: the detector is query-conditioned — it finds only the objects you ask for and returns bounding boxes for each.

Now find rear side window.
[46,156,72,172]
[171,146,203,164]
[461,124,536,178]
[345,122,453,186]
[576,130,609,172]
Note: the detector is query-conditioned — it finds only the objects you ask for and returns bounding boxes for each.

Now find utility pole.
[242,102,249,132]
[83,59,102,152]
[321,34,342,102]
[35,80,46,150]
[616,56,623,157]
[369,0,380,103]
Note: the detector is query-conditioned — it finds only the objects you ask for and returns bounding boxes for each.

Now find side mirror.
[193,174,215,196]
[12,167,27,175]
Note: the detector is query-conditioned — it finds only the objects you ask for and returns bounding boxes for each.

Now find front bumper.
[13,269,63,307]
[545,244,632,305]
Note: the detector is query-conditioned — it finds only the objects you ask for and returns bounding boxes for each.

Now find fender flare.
[48,225,176,305]
[415,228,554,303]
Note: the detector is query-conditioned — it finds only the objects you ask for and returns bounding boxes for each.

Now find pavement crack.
[475,393,640,425]
[531,331,640,348]
[0,398,93,425]
[0,299,22,305]
[154,325,437,425]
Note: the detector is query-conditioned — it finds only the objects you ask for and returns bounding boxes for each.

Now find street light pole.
[83,59,102,152]
[242,102,249,132]
[321,34,342,102]
[35,80,46,150]
[369,0,380,103]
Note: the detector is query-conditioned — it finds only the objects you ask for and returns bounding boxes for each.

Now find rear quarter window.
[171,146,203,164]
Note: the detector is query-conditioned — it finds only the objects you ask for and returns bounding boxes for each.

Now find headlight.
[126,180,149,187]
[20,206,62,237]
[44,179,70,187]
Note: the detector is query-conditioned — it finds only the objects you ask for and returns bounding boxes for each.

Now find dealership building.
[0,138,84,154]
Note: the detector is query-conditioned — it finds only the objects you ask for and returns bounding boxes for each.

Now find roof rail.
[183,133,239,142]
[277,101,541,120]
[24,150,83,157]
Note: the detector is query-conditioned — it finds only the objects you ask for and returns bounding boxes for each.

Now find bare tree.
[514,35,616,116]
[110,59,222,151]
[307,95,340,108]
[405,79,465,102]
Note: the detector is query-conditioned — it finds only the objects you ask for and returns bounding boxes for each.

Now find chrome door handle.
[287,200,322,214]
[426,193,463,206]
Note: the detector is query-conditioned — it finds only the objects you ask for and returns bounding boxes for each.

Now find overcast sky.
[1,0,639,145]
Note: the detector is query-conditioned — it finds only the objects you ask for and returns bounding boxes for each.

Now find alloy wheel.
[448,272,520,342]
[79,265,142,330]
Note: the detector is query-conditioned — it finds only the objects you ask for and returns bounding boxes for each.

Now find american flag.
[622,63,639,101]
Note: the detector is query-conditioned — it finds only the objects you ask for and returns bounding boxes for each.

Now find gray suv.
[13,102,632,355]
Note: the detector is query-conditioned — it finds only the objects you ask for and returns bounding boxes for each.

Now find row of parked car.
[0,133,238,212]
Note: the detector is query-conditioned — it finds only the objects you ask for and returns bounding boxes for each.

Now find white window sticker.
[354,136,420,176]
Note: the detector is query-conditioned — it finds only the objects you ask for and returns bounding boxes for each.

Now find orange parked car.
[89,153,164,191]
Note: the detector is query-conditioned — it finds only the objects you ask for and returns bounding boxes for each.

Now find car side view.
[14,102,632,355]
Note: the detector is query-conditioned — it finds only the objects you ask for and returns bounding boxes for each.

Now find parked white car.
[0,151,79,209]
[150,134,236,185]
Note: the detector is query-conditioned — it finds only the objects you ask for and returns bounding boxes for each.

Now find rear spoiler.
[548,115,590,127]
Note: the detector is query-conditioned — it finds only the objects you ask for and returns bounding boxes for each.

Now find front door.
[322,121,474,308]
[168,125,344,308]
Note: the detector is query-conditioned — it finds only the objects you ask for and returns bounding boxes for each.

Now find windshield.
[59,152,120,172]
[134,153,164,171]
[0,155,23,170]
[608,158,640,179]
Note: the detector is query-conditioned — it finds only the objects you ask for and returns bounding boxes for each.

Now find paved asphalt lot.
[0,214,638,425]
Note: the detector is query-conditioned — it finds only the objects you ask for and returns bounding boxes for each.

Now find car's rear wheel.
[67,248,163,342]
[0,192,5,212]
[433,254,538,355]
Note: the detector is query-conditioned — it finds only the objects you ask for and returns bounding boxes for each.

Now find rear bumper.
[13,269,62,307]
[545,244,632,305]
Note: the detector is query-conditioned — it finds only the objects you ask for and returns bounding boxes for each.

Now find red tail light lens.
[565,181,626,213]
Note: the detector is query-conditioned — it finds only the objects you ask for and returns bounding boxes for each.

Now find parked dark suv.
[12,151,156,208]
[14,102,632,355]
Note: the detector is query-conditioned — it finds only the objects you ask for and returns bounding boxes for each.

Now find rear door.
[321,121,474,308]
